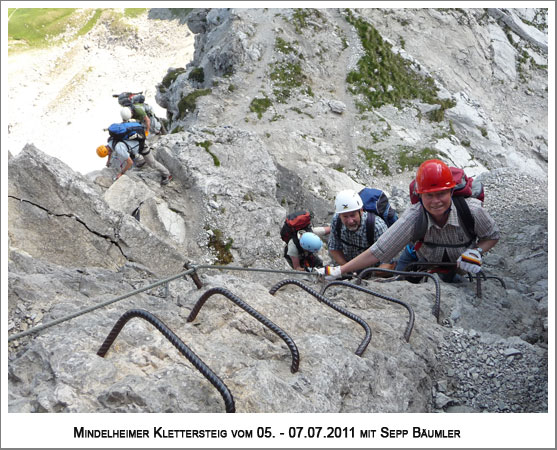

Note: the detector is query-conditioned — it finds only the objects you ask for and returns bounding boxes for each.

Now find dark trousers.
[395,245,459,283]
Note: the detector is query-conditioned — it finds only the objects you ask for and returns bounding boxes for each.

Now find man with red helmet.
[318,159,499,282]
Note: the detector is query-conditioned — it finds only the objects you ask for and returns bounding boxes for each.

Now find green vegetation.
[270,36,311,103]
[397,147,439,171]
[9,8,84,50]
[196,140,220,166]
[290,107,314,119]
[428,99,457,122]
[250,97,273,119]
[270,61,306,103]
[290,8,323,34]
[358,146,391,175]
[171,125,184,134]
[345,11,446,112]
[208,229,234,264]
[479,126,488,138]
[292,9,311,33]
[7,8,151,53]
[161,68,187,89]
[188,67,205,83]
[178,89,211,118]
[124,9,147,18]
[228,84,237,92]
[275,37,297,54]
[77,9,103,37]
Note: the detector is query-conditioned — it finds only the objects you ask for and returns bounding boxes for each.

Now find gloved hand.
[315,265,342,280]
[457,248,482,274]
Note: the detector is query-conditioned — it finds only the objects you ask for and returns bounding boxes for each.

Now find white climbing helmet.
[120,107,132,121]
[334,189,363,214]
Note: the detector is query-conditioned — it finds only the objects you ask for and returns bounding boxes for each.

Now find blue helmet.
[300,232,322,253]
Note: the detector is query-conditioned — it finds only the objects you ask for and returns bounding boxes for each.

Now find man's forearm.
[340,249,379,274]
[329,249,347,266]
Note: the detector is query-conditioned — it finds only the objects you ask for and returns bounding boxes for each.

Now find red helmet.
[415,159,456,193]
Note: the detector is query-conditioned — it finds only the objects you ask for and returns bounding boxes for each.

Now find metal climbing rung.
[97,308,235,413]
[186,287,300,373]
[403,262,506,299]
[269,279,372,357]
[321,281,415,342]
[357,267,441,322]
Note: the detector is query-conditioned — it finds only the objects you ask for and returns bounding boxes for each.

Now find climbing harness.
[356,267,441,323]
[187,287,300,373]
[97,308,235,413]
[269,279,372,357]
[321,281,415,342]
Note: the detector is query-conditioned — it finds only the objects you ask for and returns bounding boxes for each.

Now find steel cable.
[269,279,372,357]
[187,287,300,373]
[97,308,235,413]
[8,268,196,342]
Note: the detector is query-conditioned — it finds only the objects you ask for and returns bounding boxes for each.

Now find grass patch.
[275,37,297,54]
[77,9,103,37]
[428,99,456,122]
[290,8,323,34]
[171,125,184,134]
[8,8,89,50]
[250,97,273,119]
[479,126,488,138]
[188,67,205,83]
[397,147,439,171]
[178,88,212,118]
[358,146,391,175]
[270,61,306,103]
[345,11,443,111]
[208,229,234,264]
[7,8,147,53]
[196,140,220,166]
[124,9,147,18]
[161,68,187,89]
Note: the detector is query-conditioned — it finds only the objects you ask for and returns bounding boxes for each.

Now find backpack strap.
[452,196,476,241]
[412,198,476,251]
[291,231,305,255]
[334,212,376,250]
[365,211,376,245]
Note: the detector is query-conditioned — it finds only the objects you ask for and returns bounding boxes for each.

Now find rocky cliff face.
[7,8,548,416]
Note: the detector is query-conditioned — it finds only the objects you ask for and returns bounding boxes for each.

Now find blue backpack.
[334,187,398,249]
[108,122,146,153]
[358,187,398,227]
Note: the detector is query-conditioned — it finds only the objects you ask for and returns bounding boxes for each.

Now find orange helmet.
[96,145,109,158]
[415,159,455,193]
